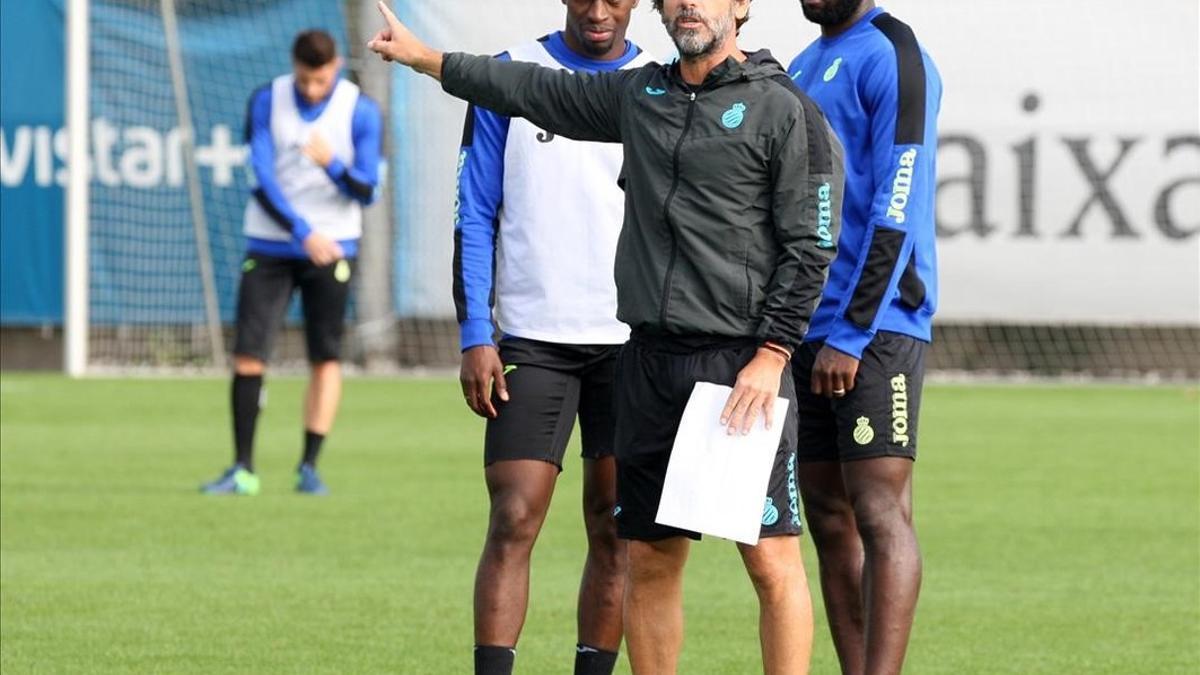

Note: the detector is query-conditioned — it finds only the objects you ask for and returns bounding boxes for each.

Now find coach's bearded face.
[662,1,736,58]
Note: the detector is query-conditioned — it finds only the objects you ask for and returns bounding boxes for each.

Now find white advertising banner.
[389,0,1199,325]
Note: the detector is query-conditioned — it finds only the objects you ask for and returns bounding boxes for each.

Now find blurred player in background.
[201,29,382,496]
[368,0,844,671]
[788,2,942,673]
[453,2,651,673]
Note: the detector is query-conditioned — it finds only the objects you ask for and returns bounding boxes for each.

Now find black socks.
[474,645,516,675]
[471,643,616,674]
[574,644,619,675]
[302,430,325,467]
[231,374,263,471]
[234,376,329,473]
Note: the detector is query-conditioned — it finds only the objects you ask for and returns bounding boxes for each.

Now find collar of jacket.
[666,48,787,90]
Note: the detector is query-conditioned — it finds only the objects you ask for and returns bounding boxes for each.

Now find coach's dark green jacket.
[442,49,843,349]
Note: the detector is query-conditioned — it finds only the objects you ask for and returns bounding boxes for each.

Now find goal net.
[83,0,369,370]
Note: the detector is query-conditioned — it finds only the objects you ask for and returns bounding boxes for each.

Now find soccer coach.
[368,1,842,671]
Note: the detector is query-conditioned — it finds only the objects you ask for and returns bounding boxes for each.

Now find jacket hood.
[742,49,787,74]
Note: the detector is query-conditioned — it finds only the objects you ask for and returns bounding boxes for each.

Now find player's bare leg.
[304,359,342,434]
[624,537,690,674]
[738,536,813,675]
[289,359,342,493]
[234,354,266,376]
[799,461,867,675]
[475,459,559,646]
[842,457,920,675]
[578,456,626,651]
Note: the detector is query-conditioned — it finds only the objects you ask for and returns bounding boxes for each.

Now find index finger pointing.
[377,1,400,27]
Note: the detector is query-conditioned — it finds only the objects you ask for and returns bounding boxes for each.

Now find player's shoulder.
[851,12,941,100]
[624,41,658,69]
[787,38,822,72]
[250,73,294,106]
[249,81,272,105]
[352,89,381,115]
[243,81,279,140]
[245,81,274,122]
[860,13,937,71]
[505,34,553,62]
[865,12,921,46]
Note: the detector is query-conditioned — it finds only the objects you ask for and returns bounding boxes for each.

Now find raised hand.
[366,1,444,79]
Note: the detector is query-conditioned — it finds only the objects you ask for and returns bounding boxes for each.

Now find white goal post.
[64,0,89,377]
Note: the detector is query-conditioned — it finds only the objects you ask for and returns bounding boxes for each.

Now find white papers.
[655,382,791,545]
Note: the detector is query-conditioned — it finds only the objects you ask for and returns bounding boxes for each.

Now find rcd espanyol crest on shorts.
[762,497,780,526]
[853,416,875,446]
[722,102,747,129]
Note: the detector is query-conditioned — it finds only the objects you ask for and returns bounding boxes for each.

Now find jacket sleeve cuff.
[824,319,875,360]
[755,317,801,352]
[459,319,496,351]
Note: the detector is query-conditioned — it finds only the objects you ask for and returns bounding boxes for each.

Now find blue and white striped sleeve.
[452,55,511,351]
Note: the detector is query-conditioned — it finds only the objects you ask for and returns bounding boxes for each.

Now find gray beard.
[668,10,734,58]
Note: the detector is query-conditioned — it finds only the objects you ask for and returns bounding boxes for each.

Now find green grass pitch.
[1,374,1197,673]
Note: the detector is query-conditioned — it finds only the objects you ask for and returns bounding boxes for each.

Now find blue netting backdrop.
[87,0,348,358]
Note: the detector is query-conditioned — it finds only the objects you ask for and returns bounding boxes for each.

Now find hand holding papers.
[655,382,791,545]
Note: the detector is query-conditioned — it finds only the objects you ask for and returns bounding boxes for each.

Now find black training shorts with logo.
[793,331,927,463]
[233,253,355,364]
[484,337,620,469]
[613,333,803,542]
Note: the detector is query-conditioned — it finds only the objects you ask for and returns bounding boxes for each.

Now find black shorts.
[613,334,802,542]
[484,337,620,469]
[793,331,927,463]
[233,253,355,364]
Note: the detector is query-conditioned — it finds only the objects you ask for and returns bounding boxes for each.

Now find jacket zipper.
[658,90,698,327]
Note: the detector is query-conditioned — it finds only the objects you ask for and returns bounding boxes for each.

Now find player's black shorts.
[613,333,802,542]
[484,337,620,469]
[793,331,927,463]
[233,253,355,364]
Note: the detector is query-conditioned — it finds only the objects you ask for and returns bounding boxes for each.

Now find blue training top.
[788,7,942,358]
[244,77,382,259]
